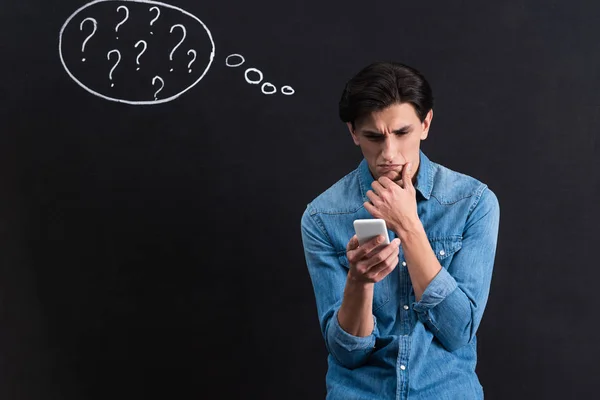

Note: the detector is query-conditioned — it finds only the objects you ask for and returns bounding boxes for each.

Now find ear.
[347,122,360,145]
[420,109,433,140]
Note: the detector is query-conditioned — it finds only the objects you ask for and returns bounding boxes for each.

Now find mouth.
[378,165,408,182]
[378,164,401,172]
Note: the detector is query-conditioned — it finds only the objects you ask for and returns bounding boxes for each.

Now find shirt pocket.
[337,252,391,312]
[428,236,463,269]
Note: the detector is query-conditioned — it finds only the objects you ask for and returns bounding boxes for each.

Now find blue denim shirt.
[300,150,500,400]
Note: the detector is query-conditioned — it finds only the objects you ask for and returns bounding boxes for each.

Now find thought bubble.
[226,53,295,96]
[59,0,215,105]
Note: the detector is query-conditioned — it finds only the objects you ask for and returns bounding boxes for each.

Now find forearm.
[326,276,378,369]
[396,218,442,302]
[338,278,375,337]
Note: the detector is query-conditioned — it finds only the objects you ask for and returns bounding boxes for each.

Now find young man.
[300,61,500,399]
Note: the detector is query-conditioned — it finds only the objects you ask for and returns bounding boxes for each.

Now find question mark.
[115,5,129,39]
[79,17,97,62]
[152,76,165,100]
[187,50,196,73]
[149,6,160,35]
[169,24,187,72]
[107,49,121,87]
[135,40,147,71]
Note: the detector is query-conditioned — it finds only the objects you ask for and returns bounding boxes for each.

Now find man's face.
[348,103,433,183]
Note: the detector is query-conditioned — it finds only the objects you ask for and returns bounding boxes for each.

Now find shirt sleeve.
[301,205,378,369]
[412,186,500,352]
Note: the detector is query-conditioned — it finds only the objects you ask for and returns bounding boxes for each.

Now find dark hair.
[338,61,434,127]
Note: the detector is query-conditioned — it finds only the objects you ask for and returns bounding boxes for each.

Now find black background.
[1,1,599,399]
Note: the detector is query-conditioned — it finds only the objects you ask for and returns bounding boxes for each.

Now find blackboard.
[1,0,599,399]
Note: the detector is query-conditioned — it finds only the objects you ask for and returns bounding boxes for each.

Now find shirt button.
[402,261,407,266]
[439,250,445,256]
[403,305,409,310]
[400,365,406,370]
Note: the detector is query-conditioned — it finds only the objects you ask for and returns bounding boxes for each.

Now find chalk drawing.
[107,49,121,87]
[115,5,129,39]
[187,50,197,73]
[229,54,295,96]
[149,6,160,34]
[152,76,165,100]
[59,0,215,105]
[134,40,147,71]
[79,17,97,62]
[60,1,295,103]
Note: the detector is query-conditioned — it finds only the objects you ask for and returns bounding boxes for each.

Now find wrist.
[345,272,375,291]
[396,216,425,243]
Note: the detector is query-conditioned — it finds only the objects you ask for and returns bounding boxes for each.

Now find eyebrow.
[361,125,413,136]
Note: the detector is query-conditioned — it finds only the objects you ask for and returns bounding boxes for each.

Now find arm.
[404,187,500,352]
[300,206,380,369]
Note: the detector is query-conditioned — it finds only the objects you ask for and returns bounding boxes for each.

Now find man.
[300,61,500,399]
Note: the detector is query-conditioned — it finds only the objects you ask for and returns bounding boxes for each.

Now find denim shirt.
[300,150,500,400]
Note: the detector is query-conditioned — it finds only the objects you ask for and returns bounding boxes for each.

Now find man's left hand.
[364,162,419,235]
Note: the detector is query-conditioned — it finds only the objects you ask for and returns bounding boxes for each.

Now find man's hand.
[346,234,401,284]
[364,162,419,235]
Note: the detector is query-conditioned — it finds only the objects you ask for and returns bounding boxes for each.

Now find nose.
[381,137,398,162]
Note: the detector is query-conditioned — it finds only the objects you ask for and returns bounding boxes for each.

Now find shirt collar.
[358,149,433,201]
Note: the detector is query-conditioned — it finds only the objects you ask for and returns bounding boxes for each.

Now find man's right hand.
[346,234,401,284]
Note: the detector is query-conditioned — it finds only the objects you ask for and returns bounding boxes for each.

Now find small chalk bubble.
[226,54,245,67]
[82,58,86,62]
[245,68,263,84]
[261,82,276,95]
[111,83,115,87]
[281,86,295,95]
[188,69,192,73]
[170,68,173,72]
[137,67,140,71]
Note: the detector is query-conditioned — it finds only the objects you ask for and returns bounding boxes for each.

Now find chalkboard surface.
[1,1,599,399]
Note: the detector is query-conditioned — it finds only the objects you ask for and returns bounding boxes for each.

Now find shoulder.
[429,161,499,211]
[304,166,363,216]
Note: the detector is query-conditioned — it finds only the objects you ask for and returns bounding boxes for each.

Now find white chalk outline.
[281,85,294,95]
[245,68,263,84]
[107,49,121,87]
[152,75,164,99]
[169,24,186,72]
[187,49,196,73]
[149,6,160,34]
[59,0,216,105]
[261,82,276,95]
[225,54,245,67]
[79,17,97,62]
[115,5,129,39]
[134,40,147,70]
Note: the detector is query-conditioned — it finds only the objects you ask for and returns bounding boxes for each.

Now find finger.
[403,162,414,188]
[365,190,379,204]
[377,175,394,188]
[346,235,359,252]
[372,252,399,281]
[363,201,381,219]
[365,240,401,278]
[360,234,390,258]
[348,233,383,263]
[362,237,400,267]
[371,180,383,194]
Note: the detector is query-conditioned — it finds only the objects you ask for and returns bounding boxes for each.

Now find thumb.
[347,235,359,251]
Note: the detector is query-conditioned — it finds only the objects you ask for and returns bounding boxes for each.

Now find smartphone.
[353,219,390,247]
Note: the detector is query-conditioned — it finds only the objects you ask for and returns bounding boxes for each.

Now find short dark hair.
[338,61,434,127]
